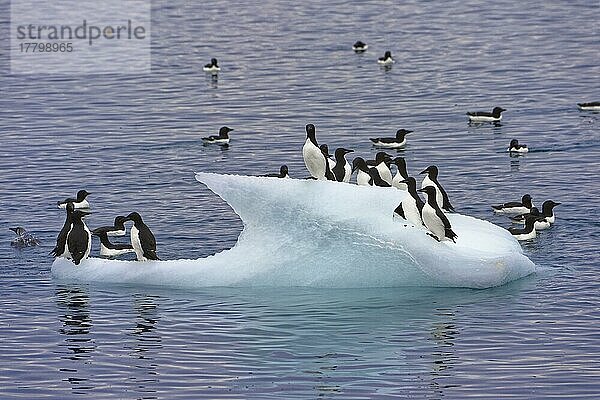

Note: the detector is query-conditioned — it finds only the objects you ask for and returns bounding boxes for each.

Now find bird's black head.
[493,107,506,115]
[529,207,541,216]
[280,165,289,175]
[66,202,75,214]
[219,126,233,137]
[522,194,533,208]
[319,144,332,157]
[395,129,412,139]
[509,139,519,147]
[77,190,91,201]
[375,152,392,164]
[211,58,218,66]
[354,41,365,47]
[10,227,26,236]
[384,51,392,58]
[393,156,407,169]
[400,176,417,190]
[418,186,437,198]
[126,212,143,223]
[352,157,368,173]
[420,165,438,178]
[335,148,354,158]
[114,215,128,225]
[542,200,561,212]
[305,124,317,142]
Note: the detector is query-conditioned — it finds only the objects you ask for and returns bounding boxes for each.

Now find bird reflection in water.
[428,308,459,399]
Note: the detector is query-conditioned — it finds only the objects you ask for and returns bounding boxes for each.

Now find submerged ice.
[52,173,536,289]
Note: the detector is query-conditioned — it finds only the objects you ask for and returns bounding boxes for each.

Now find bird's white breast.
[302,139,326,180]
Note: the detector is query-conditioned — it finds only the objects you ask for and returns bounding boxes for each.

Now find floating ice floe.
[52,173,535,289]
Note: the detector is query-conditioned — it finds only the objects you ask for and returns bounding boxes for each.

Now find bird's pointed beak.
[419,168,428,174]
[554,202,561,206]
[400,179,409,184]
[417,188,426,192]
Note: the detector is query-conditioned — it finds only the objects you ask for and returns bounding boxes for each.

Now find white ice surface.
[52,173,536,289]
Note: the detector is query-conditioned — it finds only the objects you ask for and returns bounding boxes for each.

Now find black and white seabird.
[332,148,354,182]
[394,177,425,227]
[508,215,537,241]
[51,202,75,258]
[202,126,233,145]
[92,215,128,237]
[319,144,336,181]
[377,51,394,65]
[577,101,600,111]
[418,186,457,243]
[391,157,410,190]
[302,124,328,180]
[57,190,90,209]
[352,41,368,52]
[492,194,534,214]
[369,167,391,187]
[370,129,412,149]
[126,212,159,261]
[367,152,393,185]
[351,157,373,186]
[508,139,529,153]
[66,209,92,265]
[10,227,40,248]
[93,230,135,258]
[263,165,290,178]
[203,58,220,73]
[466,106,506,123]
[420,165,454,212]
[511,200,560,225]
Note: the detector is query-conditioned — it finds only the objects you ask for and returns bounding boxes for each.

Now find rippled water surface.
[1,0,599,398]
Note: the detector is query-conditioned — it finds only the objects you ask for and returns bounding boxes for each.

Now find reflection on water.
[428,308,459,399]
[55,285,94,360]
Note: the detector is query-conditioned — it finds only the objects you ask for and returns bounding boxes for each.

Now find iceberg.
[52,173,536,289]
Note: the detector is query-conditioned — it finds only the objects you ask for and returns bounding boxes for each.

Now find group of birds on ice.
[44,190,159,265]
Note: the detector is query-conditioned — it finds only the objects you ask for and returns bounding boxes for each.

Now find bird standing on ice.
[370,129,412,149]
[391,157,410,190]
[420,165,454,212]
[93,215,128,237]
[466,106,506,123]
[394,177,424,227]
[367,152,393,185]
[66,209,92,265]
[352,157,373,186]
[51,202,75,259]
[507,139,528,153]
[418,186,457,243]
[57,190,90,209]
[331,148,354,182]
[202,126,233,145]
[93,230,135,258]
[302,124,328,180]
[126,212,159,261]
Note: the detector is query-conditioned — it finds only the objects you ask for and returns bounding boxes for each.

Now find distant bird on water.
[203,58,220,73]
[57,190,90,209]
[263,165,290,178]
[352,41,368,52]
[10,227,40,248]
[202,126,233,145]
[507,139,528,153]
[508,215,537,241]
[492,194,534,214]
[370,129,412,149]
[577,101,600,111]
[377,51,394,65]
[466,106,506,123]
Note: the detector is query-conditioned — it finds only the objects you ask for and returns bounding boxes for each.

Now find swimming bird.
[57,190,90,209]
[10,227,40,248]
[394,177,425,227]
[51,202,75,258]
[92,216,128,237]
[418,186,457,243]
[263,165,290,178]
[370,129,412,149]
[377,51,394,65]
[66,209,92,265]
[507,139,529,153]
[126,212,159,261]
[492,194,534,214]
[202,126,233,145]
[319,144,336,181]
[303,124,327,180]
[577,101,600,111]
[466,106,506,123]
[420,165,454,212]
[391,157,410,190]
[511,200,560,224]
[331,148,354,182]
[93,230,135,258]
[508,215,537,241]
[367,152,393,185]
[203,58,220,73]
[351,157,373,186]
[352,41,368,52]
